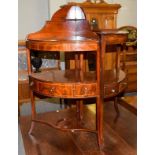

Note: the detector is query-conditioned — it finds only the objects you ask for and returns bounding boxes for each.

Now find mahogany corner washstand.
[26,5,103,147]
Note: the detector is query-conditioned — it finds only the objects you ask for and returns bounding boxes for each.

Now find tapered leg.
[114,97,120,115]
[29,90,36,134]
[96,97,103,148]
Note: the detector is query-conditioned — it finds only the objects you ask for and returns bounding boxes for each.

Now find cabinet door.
[86,13,117,69]
[102,14,115,29]
[86,13,116,29]
[86,13,104,29]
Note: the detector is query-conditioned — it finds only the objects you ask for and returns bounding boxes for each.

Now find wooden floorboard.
[19,101,137,155]
[119,96,137,115]
[104,102,137,149]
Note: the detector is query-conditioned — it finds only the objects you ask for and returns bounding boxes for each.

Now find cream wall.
[18,0,136,40]
[18,0,49,40]
[48,0,67,17]
[48,0,137,27]
[112,0,137,27]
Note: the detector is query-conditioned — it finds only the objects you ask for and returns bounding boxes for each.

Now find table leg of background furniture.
[114,97,120,115]
[114,45,121,115]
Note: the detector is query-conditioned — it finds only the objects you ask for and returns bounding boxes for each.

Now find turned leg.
[79,100,83,120]
[76,100,83,121]
[29,90,36,134]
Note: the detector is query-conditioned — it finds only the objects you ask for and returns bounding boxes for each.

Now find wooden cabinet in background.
[79,3,121,29]
[65,2,137,92]
[64,2,121,70]
[119,26,137,92]
[123,47,137,92]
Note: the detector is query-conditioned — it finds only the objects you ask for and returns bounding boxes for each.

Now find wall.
[48,0,67,18]
[18,0,49,40]
[112,0,137,27]
[18,0,137,40]
[48,0,137,27]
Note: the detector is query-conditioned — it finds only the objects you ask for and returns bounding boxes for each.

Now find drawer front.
[38,82,73,98]
[29,77,98,98]
[29,78,38,91]
[75,83,97,98]
[104,84,118,98]
[127,67,137,74]
[127,73,137,82]
[104,35,127,45]
[126,82,137,92]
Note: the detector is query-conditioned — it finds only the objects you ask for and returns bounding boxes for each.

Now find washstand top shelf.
[26,5,99,52]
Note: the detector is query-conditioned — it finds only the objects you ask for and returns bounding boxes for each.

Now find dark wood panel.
[126,82,137,92]
[127,74,137,82]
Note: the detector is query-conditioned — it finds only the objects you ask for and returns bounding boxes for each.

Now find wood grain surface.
[19,102,136,155]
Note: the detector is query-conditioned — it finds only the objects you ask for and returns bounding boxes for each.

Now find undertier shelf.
[32,107,97,133]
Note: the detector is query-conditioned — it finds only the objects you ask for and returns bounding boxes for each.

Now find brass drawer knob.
[111,89,115,93]
[83,87,88,95]
[30,81,34,87]
[50,87,55,93]
[81,87,89,96]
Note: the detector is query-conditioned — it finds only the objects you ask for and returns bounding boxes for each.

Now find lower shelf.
[32,115,97,133]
